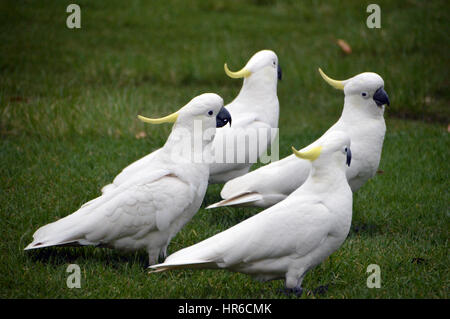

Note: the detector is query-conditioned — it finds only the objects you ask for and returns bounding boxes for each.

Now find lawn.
[0,0,448,298]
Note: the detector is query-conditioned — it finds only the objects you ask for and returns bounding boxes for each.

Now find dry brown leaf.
[336,39,352,55]
[135,131,147,139]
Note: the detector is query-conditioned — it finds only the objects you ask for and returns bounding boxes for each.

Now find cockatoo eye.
[208,110,213,116]
[272,60,276,67]
[345,146,352,166]
[361,92,370,99]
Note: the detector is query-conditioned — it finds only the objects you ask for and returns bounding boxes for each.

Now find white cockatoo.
[208,68,390,208]
[150,131,353,297]
[100,50,281,190]
[25,93,231,265]
[208,49,281,183]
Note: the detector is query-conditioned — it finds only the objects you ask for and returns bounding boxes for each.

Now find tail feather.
[149,260,218,273]
[24,240,87,250]
[206,192,262,209]
[24,210,92,251]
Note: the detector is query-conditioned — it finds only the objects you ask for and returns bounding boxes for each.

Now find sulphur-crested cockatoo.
[208,68,389,208]
[100,50,281,190]
[208,49,281,183]
[25,93,231,265]
[150,131,353,297]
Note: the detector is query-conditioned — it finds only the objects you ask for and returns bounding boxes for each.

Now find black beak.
[346,147,352,167]
[277,64,282,80]
[373,87,390,107]
[216,107,232,128]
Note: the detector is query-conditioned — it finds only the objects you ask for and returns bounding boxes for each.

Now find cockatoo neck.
[161,123,215,164]
[235,72,278,104]
[340,95,385,122]
[306,156,348,192]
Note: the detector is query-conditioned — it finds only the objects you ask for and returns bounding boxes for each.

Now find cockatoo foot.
[310,284,329,296]
[292,286,304,297]
[278,286,304,297]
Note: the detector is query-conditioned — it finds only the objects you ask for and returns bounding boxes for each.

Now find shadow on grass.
[25,246,149,269]
[348,221,384,237]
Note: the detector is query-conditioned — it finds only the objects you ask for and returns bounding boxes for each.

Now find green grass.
[0,0,448,298]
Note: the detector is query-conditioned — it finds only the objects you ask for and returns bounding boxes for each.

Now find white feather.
[99,149,161,194]
[97,51,281,190]
[25,93,225,264]
[211,72,387,208]
[150,131,353,291]
[208,50,280,183]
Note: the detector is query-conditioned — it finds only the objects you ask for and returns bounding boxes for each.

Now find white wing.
[152,198,333,270]
[211,122,348,208]
[208,154,311,208]
[26,168,195,250]
[100,148,162,194]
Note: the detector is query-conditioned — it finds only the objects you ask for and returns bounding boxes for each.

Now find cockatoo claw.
[278,286,304,297]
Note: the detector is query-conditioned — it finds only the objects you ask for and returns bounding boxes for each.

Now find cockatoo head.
[138,93,231,132]
[292,130,352,169]
[318,68,390,117]
[138,93,231,162]
[224,50,281,83]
